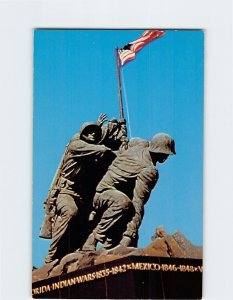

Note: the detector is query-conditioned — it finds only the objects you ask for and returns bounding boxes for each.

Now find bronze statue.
[40,114,128,264]
[82,133,176,251]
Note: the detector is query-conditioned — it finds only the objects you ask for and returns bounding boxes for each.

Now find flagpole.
[115,48,124,120]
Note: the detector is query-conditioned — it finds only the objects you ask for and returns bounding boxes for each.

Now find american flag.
[118,30,165,66]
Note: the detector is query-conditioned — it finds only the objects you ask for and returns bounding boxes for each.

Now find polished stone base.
[32,256,202,299]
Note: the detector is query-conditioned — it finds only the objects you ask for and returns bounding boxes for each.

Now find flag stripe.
[119,50,136,65]
[130,30,163,46]
[118,30,165,66]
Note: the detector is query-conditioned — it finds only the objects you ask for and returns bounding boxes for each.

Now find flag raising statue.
[118,29,165,66]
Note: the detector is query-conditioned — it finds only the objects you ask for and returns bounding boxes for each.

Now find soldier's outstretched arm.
[69,139,113,158]
[123,166,159,241]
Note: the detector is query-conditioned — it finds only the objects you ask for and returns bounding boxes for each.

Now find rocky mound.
[32,227,202,283]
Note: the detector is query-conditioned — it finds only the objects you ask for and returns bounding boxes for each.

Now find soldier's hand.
[93,193,100,210]
[119,118,126,125]
[120,140,128,151]
[100,145,114,155]
[88,211,96,221]
[97,113,107,126]
[120,236,132,247]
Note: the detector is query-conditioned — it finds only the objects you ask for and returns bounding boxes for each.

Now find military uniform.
[45,132,115,263]
[43,117,129,263]
[83,133,176,251]
[83,143,159,250]
[100,118,128,151]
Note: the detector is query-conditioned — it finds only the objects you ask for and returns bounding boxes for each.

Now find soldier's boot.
[82,233,97,251]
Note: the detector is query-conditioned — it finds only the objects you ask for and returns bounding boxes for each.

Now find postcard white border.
[1,1,233,299]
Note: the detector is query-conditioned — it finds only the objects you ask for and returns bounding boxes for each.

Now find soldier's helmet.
[149,133,176,155]
[128,138,149,148]
[80,122,102,143]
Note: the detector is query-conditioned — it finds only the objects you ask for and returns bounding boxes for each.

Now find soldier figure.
[100,117,128,151]
[82,133,176,251]
[41,115,128,264]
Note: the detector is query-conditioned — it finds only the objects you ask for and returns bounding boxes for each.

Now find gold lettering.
[67,278,76,286]
[149,263,155,270]
[131,262,140,270]
[154,263,161,271]
[32,288,39,296]
[188,265,194,272]
[105,268,110,276]
[138,263,143,270]
[32,261,203,296]
[177,265,203,272]
[90,272,96,280]
[96,271,102,279]
[32,284,51,295]
[161,264,168,271]
[52,282,60,290]
[172,264,177,271]
[116,265,126,273]
[42,285,50,292]
[179,265,186,272]
[75,275,84,283]
[82,275,88,282]
[87,274,91,281]
[121,264,127,272]
[111,266,118,275]
[198,266,203,272]
[60,280,68,288]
